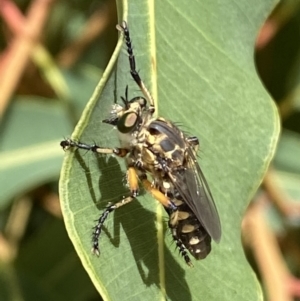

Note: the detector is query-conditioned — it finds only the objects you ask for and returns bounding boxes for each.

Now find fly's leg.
[162,191,193,267]
[116,21,155,113]
[141,177,178,213]
[92,166,139,255]
[92,196,134,255]
[170,226,193,267]
[61,139,138,255]
[60,139,129,157]
[141,178,192,265]
[186,136,199,146]
[186,136,199,152]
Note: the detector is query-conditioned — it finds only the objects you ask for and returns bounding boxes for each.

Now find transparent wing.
[169,147,221,242]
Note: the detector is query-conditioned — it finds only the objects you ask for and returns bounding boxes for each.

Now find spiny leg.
[186,136,199,146]
[116,21,155,112]
[92,166,140,255]
[170,226,193,267]
[141,178,178,213]
[61,139,140,255]
[127,166,139,196]
[142,178,193,266]
[186,136,199,151]
[60,139,129,157]
[92,196,134,255]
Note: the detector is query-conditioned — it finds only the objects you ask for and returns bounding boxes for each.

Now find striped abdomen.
[166,192,212,262]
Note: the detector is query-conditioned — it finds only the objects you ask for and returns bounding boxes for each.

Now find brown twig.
[243,194,299,301]
[242,194,300,301]
[263,167,300,219]
[256,1,300,50]
[2,196,33,262]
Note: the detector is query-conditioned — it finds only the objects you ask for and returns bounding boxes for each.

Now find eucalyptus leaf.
[274,129,300,174]
[59,0,280,300]
[0,98,73,208]
[15,219,98,301]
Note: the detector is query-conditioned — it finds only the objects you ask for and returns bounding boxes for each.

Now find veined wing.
[169,146,221,242]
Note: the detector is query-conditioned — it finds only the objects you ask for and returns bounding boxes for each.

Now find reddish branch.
[0,0,55,117]
[243,194,300,301]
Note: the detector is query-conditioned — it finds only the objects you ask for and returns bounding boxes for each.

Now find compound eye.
[117,112,139,133]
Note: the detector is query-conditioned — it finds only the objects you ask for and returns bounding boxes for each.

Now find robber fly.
[61,21,221,266]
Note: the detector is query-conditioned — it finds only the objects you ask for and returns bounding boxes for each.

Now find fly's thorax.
[139,146,157,171]
[145,118,187,168]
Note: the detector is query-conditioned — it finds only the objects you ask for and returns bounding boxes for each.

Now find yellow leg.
[127,167,139,196]
[141,179,176,209]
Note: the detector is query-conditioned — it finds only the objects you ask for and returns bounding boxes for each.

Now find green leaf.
[0,97,73,208]
[274,129,300,175]
[264,130,300,233]
[59,0,280,300]
[14,218,98,301]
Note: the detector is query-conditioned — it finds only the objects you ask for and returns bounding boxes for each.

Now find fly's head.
[102,93,149,148]
[103,95,147,132]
